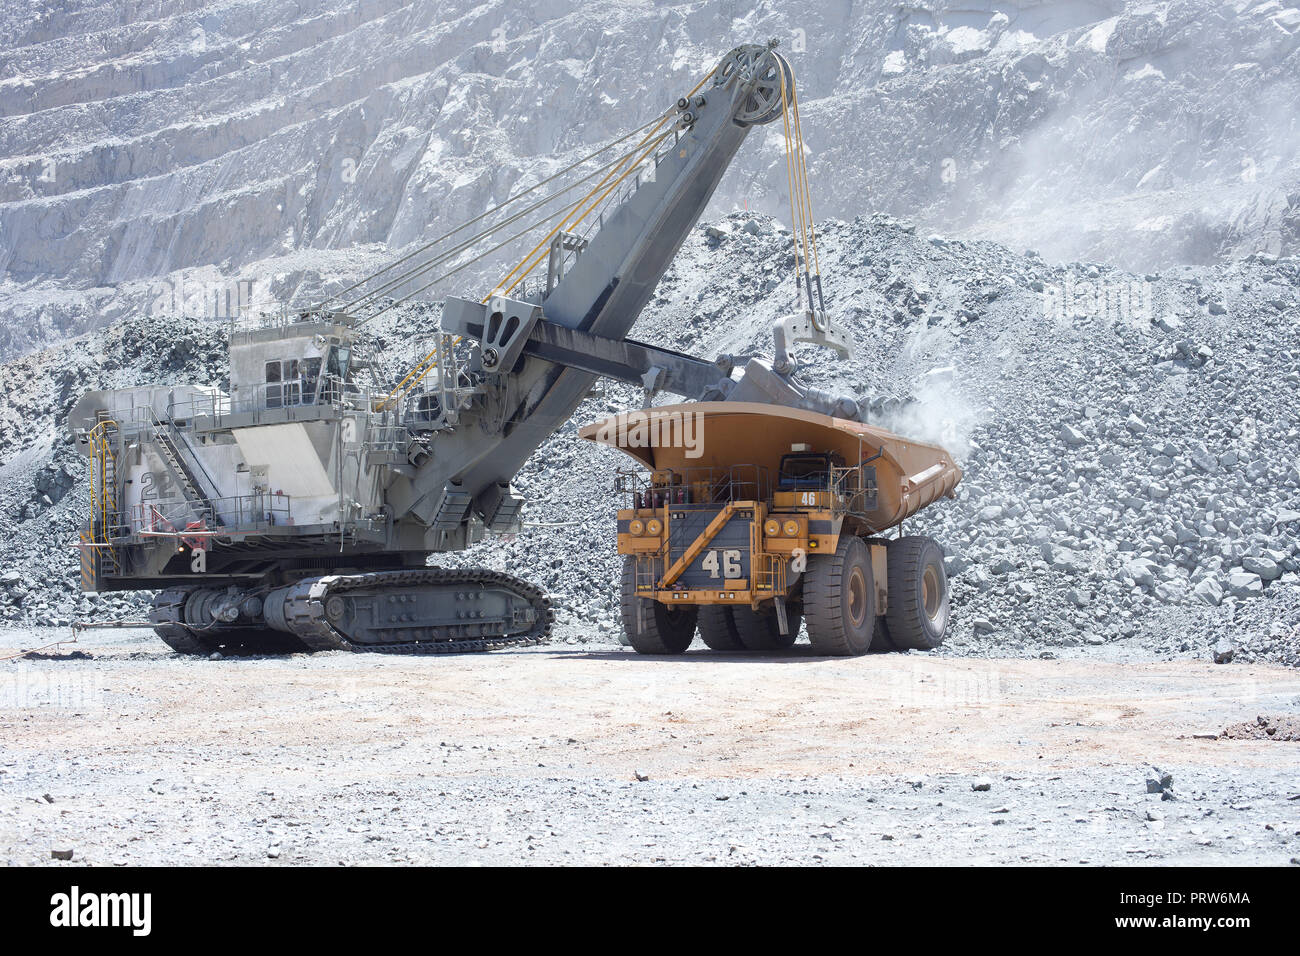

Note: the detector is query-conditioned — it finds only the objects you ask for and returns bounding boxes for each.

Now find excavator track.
[150,569,553,655]
[150,588,221,655]
[278,568,554,654]
[150,588,312,655]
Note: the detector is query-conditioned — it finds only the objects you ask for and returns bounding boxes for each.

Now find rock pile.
[1,214,1296,666]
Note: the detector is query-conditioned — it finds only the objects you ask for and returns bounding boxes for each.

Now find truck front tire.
[803,536,877,655]
[620,557,697,654]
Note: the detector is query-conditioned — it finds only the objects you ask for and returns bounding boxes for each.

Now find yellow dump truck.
[580,402,963,655]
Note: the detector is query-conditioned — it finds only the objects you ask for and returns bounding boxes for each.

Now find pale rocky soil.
[2,626,1298,866]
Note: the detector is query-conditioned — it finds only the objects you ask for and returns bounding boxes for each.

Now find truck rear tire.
[697,605,745,650]
[871,617,897,652]
[884,536,949,650]
[803,535,876,655]
[732,603,800,651]
[620,557,697,654]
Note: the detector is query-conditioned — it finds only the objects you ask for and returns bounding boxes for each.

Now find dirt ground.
[2,626,1299,866]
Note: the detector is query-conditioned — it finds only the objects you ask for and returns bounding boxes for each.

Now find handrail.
[616,464,773,507]
[130,492,292,532]
[86,418,122,568]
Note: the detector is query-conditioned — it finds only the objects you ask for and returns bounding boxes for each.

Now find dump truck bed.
[579,402,962,532]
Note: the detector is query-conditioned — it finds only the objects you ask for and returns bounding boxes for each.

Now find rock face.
[0,2,1297,663]
[1,211,1298,667]
[2,0,1300,358]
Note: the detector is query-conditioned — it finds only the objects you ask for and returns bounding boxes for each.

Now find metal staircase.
[151,418,218,523]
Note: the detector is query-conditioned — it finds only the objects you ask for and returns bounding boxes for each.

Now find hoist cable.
[312,111,675,311]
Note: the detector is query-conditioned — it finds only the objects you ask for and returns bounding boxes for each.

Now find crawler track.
[149,568,553,655]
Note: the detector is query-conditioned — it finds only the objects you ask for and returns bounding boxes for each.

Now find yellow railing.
[86,418,121,577]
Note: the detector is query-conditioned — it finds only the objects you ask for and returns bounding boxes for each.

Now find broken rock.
[1145,768,1173,794]
[1227,572,1264,599]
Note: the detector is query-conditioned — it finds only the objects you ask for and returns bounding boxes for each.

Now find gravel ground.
[3,626,1298,866]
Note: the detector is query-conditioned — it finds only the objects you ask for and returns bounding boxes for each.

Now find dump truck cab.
[581,402,963,656]
[617,450,869,605]
[778,448,844,488]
